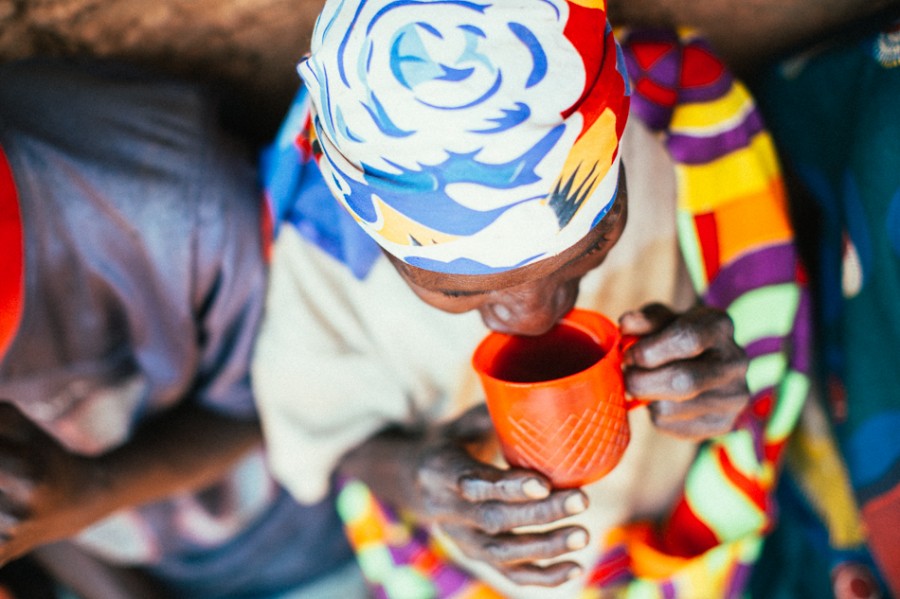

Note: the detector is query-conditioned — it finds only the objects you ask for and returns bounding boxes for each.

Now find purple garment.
[0,59,352,598]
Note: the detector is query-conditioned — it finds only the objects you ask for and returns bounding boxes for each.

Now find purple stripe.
[704,244,799,309]
[667,109,765,165]
[744,336,785,360]
[679,72,734,104]
[373,587,389,599]
[630,95,674,132]
[433,566,470,597]
[725,562,753,599]
[790,290,812,374]
[661,580,678,599]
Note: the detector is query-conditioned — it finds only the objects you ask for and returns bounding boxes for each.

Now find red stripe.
[587,549,631,586]
[694,212,720,281]
[0,145,24,362]
[635,78,678,108]
[661,496,720,556]
[680,44,725,89]
[717,446,768,511]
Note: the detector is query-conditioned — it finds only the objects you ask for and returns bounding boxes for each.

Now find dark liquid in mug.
[489,324,607,383]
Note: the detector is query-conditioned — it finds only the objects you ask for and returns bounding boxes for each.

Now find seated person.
[0,58,360,598]
[252,1,810,596]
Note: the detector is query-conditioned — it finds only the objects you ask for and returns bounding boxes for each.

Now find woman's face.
[387,174,629,336]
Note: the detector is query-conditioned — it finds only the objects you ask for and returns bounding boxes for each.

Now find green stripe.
[684,433,767,540]
[745,353,787,395]
[767,370,810,441]
[727,283,800,348]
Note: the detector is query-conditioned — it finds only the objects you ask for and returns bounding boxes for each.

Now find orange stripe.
[0,145,24,361]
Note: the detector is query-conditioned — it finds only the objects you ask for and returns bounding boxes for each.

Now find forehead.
[392,182,628,295]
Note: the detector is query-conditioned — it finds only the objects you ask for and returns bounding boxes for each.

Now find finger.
[627,308,737,369]
[419,439,551,503]
[459,468,552,502]
[446,524,589,565]
[465,490,588,535]
[618,303,676,336]
[651,408,743,440]
[500,561,583,587]
[625,351,748,401]
[650,388,748,423]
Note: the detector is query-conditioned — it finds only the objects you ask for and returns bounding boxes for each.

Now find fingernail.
[567,566,583,581]
[564,493,587,515]
[566,530,588,550]
[523,478,550,499]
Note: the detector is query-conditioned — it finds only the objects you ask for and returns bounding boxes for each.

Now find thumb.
[443,403,494,443]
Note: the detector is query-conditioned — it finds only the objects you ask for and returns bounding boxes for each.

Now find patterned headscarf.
[299,0,630,275]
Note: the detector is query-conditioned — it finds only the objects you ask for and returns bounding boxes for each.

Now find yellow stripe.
[676,132,781,213]
[670,84,754,136]
[569,0,605,8]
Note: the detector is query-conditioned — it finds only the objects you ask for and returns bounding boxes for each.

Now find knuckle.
[482,539,516,564]
[476,503,506,535]
[669,365,696,395]
[670,322,702,354]
[716,311,736,335]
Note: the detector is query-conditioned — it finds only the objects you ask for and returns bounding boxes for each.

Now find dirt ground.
[0,0,325,138]
[4,0,897,140]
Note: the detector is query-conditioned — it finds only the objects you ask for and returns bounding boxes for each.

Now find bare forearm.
[608,0,900,69]
[83,405,262,520]
[0,402,263,564]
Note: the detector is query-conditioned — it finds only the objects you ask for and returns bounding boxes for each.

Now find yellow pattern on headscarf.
[371,195,459,247]
[550,108,619,206]
[568,0,605,9]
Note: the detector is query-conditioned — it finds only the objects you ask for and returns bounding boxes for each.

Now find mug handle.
[620,334,650,411]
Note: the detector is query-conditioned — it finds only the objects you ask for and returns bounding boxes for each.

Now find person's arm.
[0,401,261,566]
[608,0,900,71]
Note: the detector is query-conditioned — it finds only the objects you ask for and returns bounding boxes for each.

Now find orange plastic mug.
[472,308,644,489]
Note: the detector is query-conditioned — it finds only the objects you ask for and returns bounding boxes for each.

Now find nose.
[479,280,578,336]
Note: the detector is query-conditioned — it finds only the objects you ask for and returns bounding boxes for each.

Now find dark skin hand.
[0,401,262,566]
[340,405,591,587]
[342,302,749,586]
[621,303,749,440]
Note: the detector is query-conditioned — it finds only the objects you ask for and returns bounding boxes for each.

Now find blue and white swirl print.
[300,0,628,274]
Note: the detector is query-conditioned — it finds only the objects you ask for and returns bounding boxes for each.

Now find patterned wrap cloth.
[751,19,900,598]
[298,0,629,275]
[262,21,811,599]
